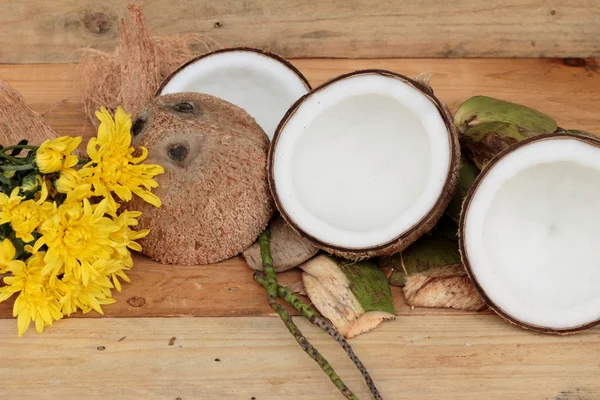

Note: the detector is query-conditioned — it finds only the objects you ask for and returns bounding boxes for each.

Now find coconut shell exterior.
[0,79,58,145]
[269,70,460,260]
[459,132,600,334]
[128,93,273,265]
[242,214,318,272]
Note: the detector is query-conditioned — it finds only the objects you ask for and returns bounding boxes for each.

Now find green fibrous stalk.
[253,231,384,400]
[301,255,395,339]
[454,96,557,135]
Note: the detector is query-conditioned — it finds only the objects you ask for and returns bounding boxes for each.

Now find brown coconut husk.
[402,265,486,311]
[127,92,274,265]
[76,3,215,126]
[0,80,58,145]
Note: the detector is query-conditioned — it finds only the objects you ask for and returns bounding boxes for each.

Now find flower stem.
[255,231,360,400]
[0,164,35,171]
[0,152,26,165]
[0,145,38,153]
[254,272,383,400]
[278,281,382,399]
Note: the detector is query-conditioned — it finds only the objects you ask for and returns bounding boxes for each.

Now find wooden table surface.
[1,59,599,400]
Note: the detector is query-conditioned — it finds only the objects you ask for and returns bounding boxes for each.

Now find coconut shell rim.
[156,47,312,97]
[459,132,600,335]
[268,69,460,256]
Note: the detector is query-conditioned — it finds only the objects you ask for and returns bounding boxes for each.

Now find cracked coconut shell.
[127,93,273,265]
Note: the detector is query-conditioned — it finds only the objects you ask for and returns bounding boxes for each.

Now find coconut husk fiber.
[76,3,215,126]
[0,80,58,145]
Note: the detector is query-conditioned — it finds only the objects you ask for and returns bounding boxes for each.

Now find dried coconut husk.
[381,217,486,311]
[300,255,395,339]
[76,3,214,126]
[0,80,58,145]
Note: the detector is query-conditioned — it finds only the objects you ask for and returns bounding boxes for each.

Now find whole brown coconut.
[128,93,273,265]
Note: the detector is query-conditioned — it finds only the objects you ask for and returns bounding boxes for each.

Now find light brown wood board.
[1,58,600,399]
[1,1,600,63]
[2,58,600,143]
[0,316,598,399]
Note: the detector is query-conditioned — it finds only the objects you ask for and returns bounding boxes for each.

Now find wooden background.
[1,59,599,399]
[1,1,600,399]
[1,0,600,63]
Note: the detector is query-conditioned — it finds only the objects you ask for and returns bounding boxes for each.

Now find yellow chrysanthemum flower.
[0,251,63,337]
[0,238,26,274]
[81,106,164,214]
[111,210,148,256]
[1,183,53,243]
[34,199,119,285]
[8,200,54,243]
[58,260,118,316]
[55,168,93,203]
[0,187,24,223]
[108,210,147,290]
[35,136,82,174]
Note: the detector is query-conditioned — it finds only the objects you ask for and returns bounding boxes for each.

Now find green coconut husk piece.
[460,121,546,169]
[383,217,460,287]
[445,157,479,224]
[301,255,395,339]
[454,96,557,135]
[381,217,486,311]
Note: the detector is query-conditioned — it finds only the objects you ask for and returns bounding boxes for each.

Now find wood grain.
[0,253,480,318]
[1,0,600,63]
[0,316,598,399]
[2,58,600,143]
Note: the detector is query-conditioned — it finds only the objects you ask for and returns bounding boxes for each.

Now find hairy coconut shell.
[76,3,205,126]
[0,79,58,145]
[269,70,461,260]
[460,132,600,334]
[128,93,273,265]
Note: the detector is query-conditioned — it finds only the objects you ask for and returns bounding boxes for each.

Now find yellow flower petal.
[17,306,31,337]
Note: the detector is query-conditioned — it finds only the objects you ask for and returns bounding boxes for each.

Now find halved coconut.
[128,92,273,265]
[158,47,311,139]
[269,70,460,259]
[460,133,600,334]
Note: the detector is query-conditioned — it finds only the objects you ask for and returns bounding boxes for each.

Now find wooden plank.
[0,316,598,399]
[1,1,600,63]
[0,58,599,318]
[0,253,480,318]
[2,59,600,141]
[2,58,600,142]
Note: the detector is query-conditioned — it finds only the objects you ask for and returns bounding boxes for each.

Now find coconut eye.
[131,117,146,136]
[167,143,189,162]
[175,102,194,113]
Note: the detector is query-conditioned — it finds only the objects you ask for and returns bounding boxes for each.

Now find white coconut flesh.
[463,137,600,330]
[272,73,452,249]
[159,50,310,138]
